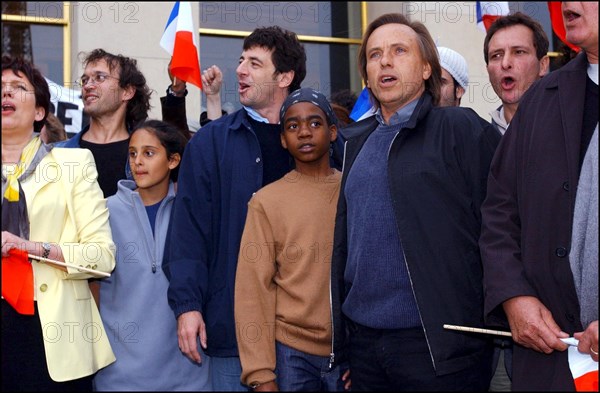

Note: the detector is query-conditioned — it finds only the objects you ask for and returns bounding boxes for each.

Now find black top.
[79,138,129,197]
[247,116,293,187]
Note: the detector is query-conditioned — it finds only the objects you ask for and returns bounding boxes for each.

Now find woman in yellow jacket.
[1,55,115,390]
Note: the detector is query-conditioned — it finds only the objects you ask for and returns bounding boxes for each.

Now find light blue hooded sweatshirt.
[93,180,211,391]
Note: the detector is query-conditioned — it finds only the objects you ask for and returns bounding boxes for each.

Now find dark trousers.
[348,321,491,391]
[1,300,93,391]
[489,339,513,391]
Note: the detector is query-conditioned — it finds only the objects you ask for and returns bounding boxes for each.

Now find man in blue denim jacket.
[163,25,343,392]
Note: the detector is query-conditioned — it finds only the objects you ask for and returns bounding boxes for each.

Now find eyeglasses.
[77,72,119,88]
[1,82,35,94]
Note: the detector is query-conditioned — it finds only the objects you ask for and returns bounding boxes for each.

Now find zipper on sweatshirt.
[132,193,158,274]
[151,198,164,274]
[328,281,335,369]
[329,140,348,370]
[151,194,174,274]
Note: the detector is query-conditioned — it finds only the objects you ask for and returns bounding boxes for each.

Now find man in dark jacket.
[480,2,598,390]
[482,12,551,392]
[163,26,342,391]
[331,13,499,391]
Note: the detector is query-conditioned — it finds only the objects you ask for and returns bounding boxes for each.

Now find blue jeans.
[211,356,247,391]
[275,341,348,391]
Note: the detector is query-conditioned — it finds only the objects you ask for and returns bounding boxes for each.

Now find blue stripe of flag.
[349,87,373,121]
[163,1,180,32]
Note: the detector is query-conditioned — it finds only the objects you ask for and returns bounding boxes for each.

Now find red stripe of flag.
[482,14,502,31]
[2,248,34,315]
[171,30,202,88]
[574,370,599,392]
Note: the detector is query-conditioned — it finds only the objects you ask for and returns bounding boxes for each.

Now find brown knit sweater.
[235,169,341,386]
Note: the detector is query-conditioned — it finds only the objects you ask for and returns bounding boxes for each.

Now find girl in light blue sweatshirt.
[94,120,211,391]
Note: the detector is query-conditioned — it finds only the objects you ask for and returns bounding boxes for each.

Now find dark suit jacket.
[480,52,590,391]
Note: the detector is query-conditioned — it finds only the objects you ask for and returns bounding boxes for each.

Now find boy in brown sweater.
[235,88,350,391]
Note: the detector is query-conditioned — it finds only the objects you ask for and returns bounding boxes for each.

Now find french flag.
[160,2,202,89]
[567,346,598,391]
[476,2,510,32]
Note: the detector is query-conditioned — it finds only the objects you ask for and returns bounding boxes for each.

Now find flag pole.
[443,324,579,346]
[443,324,512,337]
[29,254,111,277]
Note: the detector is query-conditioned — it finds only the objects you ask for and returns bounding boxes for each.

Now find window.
[198,1,364,112]
[2,1,70,85]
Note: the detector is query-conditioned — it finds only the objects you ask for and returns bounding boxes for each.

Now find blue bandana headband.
[279,87,338,129]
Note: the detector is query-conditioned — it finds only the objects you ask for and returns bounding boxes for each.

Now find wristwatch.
[249,381,262,390]
[167,85,188,97]
[41,242,51,259]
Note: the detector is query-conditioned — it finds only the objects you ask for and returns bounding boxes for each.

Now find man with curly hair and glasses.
[59,49,152,198]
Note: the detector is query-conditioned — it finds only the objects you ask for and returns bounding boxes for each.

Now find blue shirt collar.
[243,106,272,123]
[375,97,420,126]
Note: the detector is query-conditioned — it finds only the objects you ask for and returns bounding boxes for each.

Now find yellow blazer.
[20,147,116,382]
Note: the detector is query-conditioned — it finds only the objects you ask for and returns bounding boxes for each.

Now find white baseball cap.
[437,46,469,90]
